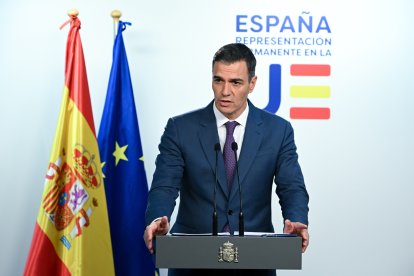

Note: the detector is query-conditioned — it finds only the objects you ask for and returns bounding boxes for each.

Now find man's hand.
[283,219,309,253]
[143,216,170,254]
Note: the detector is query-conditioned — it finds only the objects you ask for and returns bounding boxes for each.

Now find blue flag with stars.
[98,21,156,276]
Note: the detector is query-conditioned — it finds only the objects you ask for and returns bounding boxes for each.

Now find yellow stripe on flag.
[37,87,114,275]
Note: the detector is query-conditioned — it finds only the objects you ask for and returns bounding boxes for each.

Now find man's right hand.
[143,216,170,254]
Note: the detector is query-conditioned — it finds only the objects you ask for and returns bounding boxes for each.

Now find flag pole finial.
[67,9,79,17]
[60,9,79,29]
[111,10,122,21]
[111,10,122,38]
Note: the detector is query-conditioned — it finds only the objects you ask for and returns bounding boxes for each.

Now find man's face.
[212,60,257,120]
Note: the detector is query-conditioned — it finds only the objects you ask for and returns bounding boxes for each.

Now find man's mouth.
[219,99,231,103]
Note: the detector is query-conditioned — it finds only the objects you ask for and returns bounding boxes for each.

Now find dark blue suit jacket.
[146,100,309,233]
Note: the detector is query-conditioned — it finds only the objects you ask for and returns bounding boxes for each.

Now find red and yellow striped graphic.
[289,64,332,120]
[24,16,114,276]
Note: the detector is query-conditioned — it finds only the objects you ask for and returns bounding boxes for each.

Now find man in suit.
[144,43,309,275]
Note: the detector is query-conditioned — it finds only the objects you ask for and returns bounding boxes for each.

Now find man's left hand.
[283,219,309,253]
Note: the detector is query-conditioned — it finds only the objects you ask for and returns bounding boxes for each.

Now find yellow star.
[139,156,144,162]
[101,162,106,178]
[113,141,128,166]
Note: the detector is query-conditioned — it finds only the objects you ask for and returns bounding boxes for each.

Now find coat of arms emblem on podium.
[218,241,239,263]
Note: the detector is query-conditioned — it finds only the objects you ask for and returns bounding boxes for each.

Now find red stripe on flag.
[290,107,331,119]
[290,64,331,76]
[24,223,71,276]
[64,19,95,135]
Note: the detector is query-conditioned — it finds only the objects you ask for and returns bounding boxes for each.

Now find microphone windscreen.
[215,143,221,151]
[231,142,238,151]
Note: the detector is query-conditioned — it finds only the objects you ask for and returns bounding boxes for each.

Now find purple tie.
[223,121,238,233]
[223,121,239,189]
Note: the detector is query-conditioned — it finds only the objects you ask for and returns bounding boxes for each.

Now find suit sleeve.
[274,122,309,225]
[145,118,184,225]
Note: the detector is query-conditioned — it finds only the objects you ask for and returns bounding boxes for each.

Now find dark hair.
[212,43,256,81]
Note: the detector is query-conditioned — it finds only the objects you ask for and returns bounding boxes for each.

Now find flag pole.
[111,10,122,39]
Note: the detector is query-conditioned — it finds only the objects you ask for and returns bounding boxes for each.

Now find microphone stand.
[212,143,220,236]
[232,142,244,237]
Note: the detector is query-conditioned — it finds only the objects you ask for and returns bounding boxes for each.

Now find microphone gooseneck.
[231,142,244,237]
[213,143,220,236]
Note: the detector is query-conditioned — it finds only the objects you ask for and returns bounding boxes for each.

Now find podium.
[155,235,302,270]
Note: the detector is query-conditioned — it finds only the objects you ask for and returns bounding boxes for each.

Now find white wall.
[1,0,413,275]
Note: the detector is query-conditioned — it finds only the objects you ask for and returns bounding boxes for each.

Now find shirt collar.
[213,101,249,128]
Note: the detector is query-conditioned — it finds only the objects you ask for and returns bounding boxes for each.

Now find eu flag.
[98,21,156,276]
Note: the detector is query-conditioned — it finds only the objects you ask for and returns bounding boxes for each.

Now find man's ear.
[249,75,258,93]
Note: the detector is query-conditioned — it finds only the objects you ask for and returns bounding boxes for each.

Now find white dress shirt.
[213,101,249,159]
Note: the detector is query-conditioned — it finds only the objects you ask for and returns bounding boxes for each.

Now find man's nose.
[221,82,231,96]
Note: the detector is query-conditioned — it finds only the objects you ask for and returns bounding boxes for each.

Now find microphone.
[231,142,244,237]
[212,143,220,236]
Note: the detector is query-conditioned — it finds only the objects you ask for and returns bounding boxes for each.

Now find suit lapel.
[229,102,264,201]
[198,101,229,198]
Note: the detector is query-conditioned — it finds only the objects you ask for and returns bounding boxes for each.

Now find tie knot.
[225,121,238,136]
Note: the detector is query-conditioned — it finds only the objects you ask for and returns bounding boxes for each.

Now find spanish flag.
[24,15,114,275]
